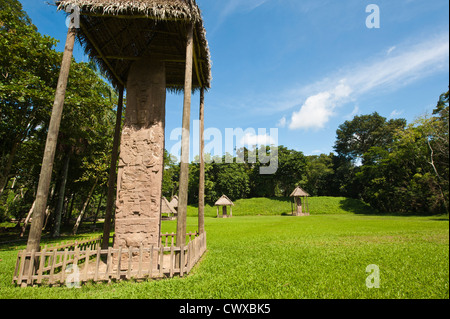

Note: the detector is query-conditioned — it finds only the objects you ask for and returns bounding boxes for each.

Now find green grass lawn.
[0,197,448,299]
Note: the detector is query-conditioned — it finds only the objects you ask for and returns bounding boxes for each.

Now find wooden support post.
[176,23,194,247]
[102,85,124,249]
[25,27,76,255]
[198,88,205,234]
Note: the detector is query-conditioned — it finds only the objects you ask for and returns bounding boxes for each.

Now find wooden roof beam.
[80,22,125,86]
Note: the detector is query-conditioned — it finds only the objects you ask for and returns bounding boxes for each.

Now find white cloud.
[386,46,396,55]
[239,132,275,146]
[276,116,287,128]
[288,81,352,130]
[286,31,449,130]
[213,0,270,33]
[389,109,404,118]
[345,105,360,120]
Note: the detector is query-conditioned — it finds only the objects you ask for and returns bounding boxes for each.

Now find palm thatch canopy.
[54,0,211,91]
[214,195,234,207]
[290,186,310,197]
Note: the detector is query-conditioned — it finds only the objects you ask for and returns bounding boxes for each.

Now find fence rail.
[12,232,206,287]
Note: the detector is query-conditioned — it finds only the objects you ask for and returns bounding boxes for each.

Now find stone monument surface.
[114,58,166,260]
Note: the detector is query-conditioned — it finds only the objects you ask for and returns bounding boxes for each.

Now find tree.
[334,112,406,164]
[355,90,449,214]
[215,161,250,201]
[162,149,179,199]
[275,146,307,197]
[303,154,334,196]
[0,0,118,229]
[331,112,407,200]
[0,0,60,196]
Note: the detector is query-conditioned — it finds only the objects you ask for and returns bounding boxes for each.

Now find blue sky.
[19,0,449,160]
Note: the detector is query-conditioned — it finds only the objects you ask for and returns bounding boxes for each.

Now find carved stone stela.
[114,59,166,266]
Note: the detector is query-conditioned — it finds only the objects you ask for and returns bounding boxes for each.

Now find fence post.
[148,245,154,279]
[26,249,36,286]
[159,245,164,277]
[94,246,101,282]
[127,247,132,280]
[180,245,185,277]
[84,247,91,282]
[60,248,69,284]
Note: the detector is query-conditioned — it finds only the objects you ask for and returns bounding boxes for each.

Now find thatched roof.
[161,196,177,214]
[169,195,178,208]
[290,187,310,197]
[214,195,234,206]
[54,0,211,91]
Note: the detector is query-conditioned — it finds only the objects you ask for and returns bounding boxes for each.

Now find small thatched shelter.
[170,195,178,209]
[215,195,234,218]
[161,196,177,220]
[290,186,310,216]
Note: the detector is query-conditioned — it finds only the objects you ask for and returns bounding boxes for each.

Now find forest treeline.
[0,1,448,235]
[162,94,449,216]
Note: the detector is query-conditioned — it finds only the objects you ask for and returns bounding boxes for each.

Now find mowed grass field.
[0,197,448,299]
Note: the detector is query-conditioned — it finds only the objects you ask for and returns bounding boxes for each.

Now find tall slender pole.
[26,27,76,253]
[198,88,205,234]
[102,85,124,249]
[176,23,194,247]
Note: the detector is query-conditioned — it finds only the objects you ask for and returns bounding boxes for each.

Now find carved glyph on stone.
[114,58,166,267]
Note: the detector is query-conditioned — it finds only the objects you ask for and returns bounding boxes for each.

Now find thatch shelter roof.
[169,195,178,208]
[214,195,234,206]
[54,0,211,91]
[161,196,177,214]
[290,186,310,197]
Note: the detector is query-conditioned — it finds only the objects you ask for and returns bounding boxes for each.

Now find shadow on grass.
[0,221,105,251]
[339,198,378,215]
[339,198,449,219]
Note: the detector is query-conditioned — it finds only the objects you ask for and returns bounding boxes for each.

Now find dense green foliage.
[0,0,118,228]
[336,97,449,215]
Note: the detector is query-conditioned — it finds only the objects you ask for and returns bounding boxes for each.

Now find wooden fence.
[12,232,206,287]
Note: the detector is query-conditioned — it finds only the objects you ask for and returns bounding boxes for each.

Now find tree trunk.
[25,27,76,254]
[52,153,70,238]
[42,184,56,231]
[101,86,124,249]
[198,88,205,234]
[0,140,19,197]
[20,200,35,237]
[93,191,104,226]
[427,139,449,213]
[176,23,193,247]
[64,193,75,227]
[72,178,98,235]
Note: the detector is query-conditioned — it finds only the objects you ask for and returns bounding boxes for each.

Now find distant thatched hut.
[215,195,234,218]
[161,197,177,220]
[290,187,310,216]
[170,195,178,210]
